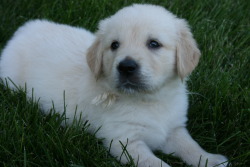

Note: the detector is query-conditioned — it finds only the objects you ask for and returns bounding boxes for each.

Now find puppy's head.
[87,4,200,94]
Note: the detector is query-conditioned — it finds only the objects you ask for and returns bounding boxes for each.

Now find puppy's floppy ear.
[176,19,201,80]
[86,38,103,79]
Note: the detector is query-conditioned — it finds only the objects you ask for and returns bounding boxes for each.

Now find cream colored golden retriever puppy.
[0,4,228,167]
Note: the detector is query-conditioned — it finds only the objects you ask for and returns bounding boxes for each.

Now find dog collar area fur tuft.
[91,92,118,108]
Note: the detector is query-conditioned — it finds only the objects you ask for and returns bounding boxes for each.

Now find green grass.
[0,0,249,166]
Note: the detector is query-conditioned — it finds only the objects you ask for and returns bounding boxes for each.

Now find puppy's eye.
[147,40,162,49]
[111,41,120,51]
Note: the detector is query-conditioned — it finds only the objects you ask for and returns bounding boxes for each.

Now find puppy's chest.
[102,100,184,148]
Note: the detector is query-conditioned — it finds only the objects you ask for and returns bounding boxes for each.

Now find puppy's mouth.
[116,78,149,93]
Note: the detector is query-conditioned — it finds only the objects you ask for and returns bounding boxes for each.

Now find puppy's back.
[0,20,95,88]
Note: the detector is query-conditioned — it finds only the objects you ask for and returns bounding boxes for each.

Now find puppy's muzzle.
[116,57,147,92]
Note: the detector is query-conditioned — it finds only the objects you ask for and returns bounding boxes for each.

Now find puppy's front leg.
[162,127,228,167]
[110,140,170,167]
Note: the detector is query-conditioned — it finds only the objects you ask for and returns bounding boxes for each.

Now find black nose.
[117,58,139,76]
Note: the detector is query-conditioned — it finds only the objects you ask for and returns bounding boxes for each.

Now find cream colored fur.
[0,4,228,167]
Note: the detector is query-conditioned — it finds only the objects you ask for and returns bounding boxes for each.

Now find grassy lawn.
[0,0,249,166]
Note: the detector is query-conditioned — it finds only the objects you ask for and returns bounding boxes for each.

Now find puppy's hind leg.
[162,127,228,167]
[110,140,171,167]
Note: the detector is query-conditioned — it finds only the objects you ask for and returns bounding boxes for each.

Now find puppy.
[0,4,228,167]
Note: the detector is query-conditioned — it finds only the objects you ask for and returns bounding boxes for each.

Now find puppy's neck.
[91,92,118,108]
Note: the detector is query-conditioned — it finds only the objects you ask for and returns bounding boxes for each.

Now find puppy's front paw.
[201,154,228,167]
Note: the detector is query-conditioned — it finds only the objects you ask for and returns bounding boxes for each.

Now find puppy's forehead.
[113,4,176,23]
[99,4,178,37]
